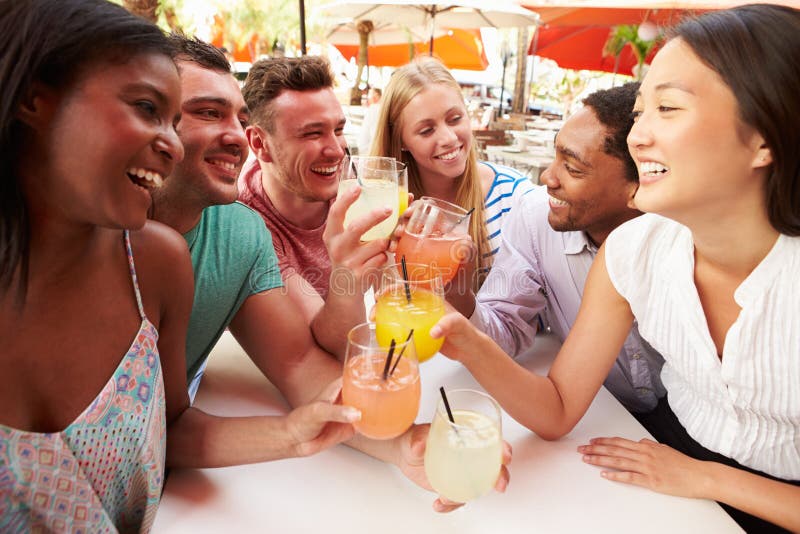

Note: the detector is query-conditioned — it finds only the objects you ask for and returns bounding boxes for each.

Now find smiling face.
[397,84,471,185]
[163,60,249,208]
[254,88,347,202]
[26,52,183,230]
[541,106,639,245]
[627,38,768,222]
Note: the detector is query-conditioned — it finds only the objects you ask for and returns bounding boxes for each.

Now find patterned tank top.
[0,231,166,533]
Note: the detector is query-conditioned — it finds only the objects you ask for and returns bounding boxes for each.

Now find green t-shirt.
[183,202,282,388]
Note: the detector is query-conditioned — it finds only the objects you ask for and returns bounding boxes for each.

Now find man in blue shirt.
[462,83,666,420]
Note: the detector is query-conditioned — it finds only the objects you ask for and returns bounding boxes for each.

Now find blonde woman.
[373,57,532,295]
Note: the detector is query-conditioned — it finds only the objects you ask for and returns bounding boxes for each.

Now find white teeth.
[437,149,459,161]
[549,195,568,207]
[312,165,338,174]
[209,159,236,171]
[127,167,165,189]
[640,161,669,175]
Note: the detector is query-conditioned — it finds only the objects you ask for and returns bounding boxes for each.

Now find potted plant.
[603,24,660,81]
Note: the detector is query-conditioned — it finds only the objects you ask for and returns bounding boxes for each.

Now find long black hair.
[0,0,174,297]
[672,4,800,235]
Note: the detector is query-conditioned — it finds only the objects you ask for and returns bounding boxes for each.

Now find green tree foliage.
[114,0,184,32]
[116,0,332,58]
[213,0,331,58]
[603,24,660,81]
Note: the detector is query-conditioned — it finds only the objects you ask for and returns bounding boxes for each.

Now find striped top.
[605,214,800,479]
[480,161,533,277]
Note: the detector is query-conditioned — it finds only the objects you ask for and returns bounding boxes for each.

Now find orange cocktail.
[342,322,420,440]
[394,232,464,283]
[394,197,471,284]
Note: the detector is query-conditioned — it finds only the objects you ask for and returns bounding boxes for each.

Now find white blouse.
[605,214,800,479]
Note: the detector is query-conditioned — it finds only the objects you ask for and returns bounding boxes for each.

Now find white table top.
[153,332,741,534]
[485,145,554,183]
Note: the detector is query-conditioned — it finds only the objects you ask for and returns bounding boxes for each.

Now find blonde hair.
[371,56,490,291]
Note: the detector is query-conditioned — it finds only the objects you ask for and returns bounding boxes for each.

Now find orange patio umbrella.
[334,28,489,70]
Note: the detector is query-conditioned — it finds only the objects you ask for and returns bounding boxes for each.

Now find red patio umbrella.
[522,4,709,75]
[528,24,660,75]
[522,1,800,74]
[530,6,702,26]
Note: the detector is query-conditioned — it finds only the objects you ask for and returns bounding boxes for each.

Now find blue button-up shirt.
[471,186,666,413]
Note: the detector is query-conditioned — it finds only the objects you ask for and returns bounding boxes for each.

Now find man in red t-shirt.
[238,56,391,355]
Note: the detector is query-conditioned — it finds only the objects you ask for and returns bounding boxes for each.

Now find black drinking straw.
[344,147,362,186]
[459,207,475,224]
[389,329,415,377]
[400,256,412,303]
[382,339,397,381]
[446,206,475,235]
[439,386,457,424]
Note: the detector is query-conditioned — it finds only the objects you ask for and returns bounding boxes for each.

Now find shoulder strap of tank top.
[123,230,146,320]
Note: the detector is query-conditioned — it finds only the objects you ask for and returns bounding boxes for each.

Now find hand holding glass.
[337,156,401,241]
[342,322,420,440]
[424,389,503,503]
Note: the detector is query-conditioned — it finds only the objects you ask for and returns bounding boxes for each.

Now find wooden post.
[512,27,530,114]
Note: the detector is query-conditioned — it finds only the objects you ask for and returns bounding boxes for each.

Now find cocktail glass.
[342,322,420,440]
[375,263,445,363]
[394,197,471,283]
[337,155,401,241]
[424,389,503,503]
[397,162,409,215]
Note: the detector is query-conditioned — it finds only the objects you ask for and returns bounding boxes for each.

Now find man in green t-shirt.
[150,35,509,509]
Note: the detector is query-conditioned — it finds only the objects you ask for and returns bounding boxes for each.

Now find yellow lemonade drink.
[375,285,445,362]
[424,409,502,503]
[342,353,420,440]
[397,164,408,215]
[398,185,409,215]
[338,178,399,240]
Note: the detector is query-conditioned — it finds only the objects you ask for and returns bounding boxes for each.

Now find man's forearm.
[311,291,366,358]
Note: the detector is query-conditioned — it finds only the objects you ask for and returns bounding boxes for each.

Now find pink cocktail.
[394,197,471,284]
[341,322,420,440]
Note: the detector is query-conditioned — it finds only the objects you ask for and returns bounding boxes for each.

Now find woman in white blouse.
[430,4,800,531]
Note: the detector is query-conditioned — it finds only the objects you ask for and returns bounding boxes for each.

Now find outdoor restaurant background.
[114,0,800,122]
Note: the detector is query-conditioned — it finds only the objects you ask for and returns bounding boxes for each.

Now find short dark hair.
[671,4,800,235]
[242,56,334,133]
[0,0,173,296]
[169,33,231,73]
[582,82,639,183]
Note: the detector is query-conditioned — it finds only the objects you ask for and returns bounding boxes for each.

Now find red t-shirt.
[238,160,331,299]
